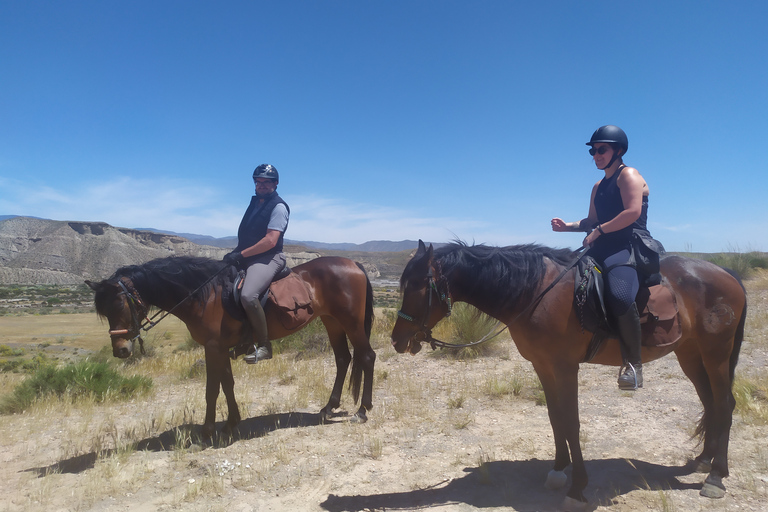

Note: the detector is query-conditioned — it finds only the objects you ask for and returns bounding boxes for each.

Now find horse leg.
[535,362,588,508]
[676,343,735,498]
[675,348,716,471]
[350,338,376,423]
[203,344,241,438]
[319,317,351,423]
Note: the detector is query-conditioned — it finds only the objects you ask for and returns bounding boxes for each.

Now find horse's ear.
[416,240,434,259]
[85,280,101,292]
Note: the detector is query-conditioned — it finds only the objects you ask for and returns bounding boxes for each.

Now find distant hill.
[0,217,320,285]
[135,227,423,253]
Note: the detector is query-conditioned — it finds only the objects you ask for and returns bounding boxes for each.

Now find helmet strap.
[600,145,623,170]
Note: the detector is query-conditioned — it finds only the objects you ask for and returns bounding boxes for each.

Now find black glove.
[223,251,244,266]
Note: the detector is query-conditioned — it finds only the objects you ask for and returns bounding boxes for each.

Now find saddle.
[575,255,681,362]
[222,266,314,330]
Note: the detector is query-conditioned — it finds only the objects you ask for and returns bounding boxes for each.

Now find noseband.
[397,267,452,349]
[108,279,149,355]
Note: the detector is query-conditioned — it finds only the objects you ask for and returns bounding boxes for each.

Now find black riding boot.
[616,302,643,390]
[242,298,272,364]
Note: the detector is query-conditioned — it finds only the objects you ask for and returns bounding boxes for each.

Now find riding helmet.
[253,164,279,183]
[586,125,628,155]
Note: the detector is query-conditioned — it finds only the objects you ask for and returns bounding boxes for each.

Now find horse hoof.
[561,495,588,512]
[350,412,368,424]
[700,474,726,498]
[545,469,568,489]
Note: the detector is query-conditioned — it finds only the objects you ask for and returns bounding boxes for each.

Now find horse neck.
[441,267,508,320]
[437,248,555,322]
[129,273,189,314]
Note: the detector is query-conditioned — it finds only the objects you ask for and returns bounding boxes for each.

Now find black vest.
[235,192,289,264]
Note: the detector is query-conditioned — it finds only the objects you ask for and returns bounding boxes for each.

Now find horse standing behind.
[88,255,376,439]
[392,240,746,511]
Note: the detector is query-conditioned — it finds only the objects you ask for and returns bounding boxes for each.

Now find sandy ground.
[1,281,766,512]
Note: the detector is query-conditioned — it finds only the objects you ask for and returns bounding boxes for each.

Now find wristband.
[597,225,605,235]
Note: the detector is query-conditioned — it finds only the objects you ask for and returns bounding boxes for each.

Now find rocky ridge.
[0,217,323,285]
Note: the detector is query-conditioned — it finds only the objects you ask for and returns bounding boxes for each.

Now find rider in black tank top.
[551,125,658,391]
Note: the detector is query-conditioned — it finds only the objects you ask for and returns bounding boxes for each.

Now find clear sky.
[1,1,766,253]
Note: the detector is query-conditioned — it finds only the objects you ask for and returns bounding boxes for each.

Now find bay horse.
[87,255,376,439]
[391,240,746,510]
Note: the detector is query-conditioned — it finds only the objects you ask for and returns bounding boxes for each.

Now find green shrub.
[0,345,24,357]
[706,251,768,280]
[0,360,153,414]
[277,318,329,356]
[430,303,505,359]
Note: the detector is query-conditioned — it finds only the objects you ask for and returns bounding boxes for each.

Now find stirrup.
[618,362,643,390]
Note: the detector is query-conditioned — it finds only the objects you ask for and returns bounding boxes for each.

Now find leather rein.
[397,248,586,351]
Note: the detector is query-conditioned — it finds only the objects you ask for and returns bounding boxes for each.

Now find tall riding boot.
[616,302,643,390]
[242,298,272,364]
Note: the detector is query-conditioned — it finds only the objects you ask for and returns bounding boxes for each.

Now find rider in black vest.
[224,164,290,364]
[552,125,657,390]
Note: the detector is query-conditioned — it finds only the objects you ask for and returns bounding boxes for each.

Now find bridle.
[108,278,150,355]
[396,266,454,349]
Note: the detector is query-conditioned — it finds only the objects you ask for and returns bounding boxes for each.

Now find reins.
[108,264,231,353]
[401,247,587,351]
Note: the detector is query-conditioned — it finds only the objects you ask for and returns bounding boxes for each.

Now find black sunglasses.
[588,146,611,156]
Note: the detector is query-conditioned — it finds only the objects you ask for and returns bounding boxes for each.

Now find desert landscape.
[1,218,767,511]
[0,266,766,512]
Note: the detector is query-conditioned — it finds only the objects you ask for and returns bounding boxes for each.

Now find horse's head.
[391,240,453,355]
[86,277,148,358]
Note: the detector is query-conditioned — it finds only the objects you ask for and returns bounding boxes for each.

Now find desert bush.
[276,318,330,356]
[0,345,25,357]
[429,303,506,359]
[706,251,768,280]
[0,360,152,414]
[733,375,768,425]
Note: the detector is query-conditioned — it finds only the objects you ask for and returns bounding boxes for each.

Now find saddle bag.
[267,272,314,330]
[631,230,665,286]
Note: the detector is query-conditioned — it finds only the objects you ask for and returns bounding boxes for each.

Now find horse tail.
[349,262,375,404]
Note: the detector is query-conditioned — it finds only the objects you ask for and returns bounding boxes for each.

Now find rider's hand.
[223,251,244,266]
[551,218,569,232]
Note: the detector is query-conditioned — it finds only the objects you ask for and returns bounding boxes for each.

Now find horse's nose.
[113,345,132,359]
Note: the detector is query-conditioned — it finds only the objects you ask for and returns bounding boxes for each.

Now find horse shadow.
[320,457,704,512]
[23,409,345,477]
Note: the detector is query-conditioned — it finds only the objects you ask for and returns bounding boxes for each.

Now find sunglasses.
[588,146,611,156]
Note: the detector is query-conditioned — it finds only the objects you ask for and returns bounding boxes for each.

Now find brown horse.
[87,255,376,438]
[391,240,746,510]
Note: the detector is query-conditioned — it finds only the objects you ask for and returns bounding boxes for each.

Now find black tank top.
[593,166,648,251]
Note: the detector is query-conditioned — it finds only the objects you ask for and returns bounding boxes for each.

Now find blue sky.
[1,1,766,253]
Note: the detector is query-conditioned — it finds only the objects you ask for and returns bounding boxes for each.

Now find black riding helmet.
[587,125,628,169]
[253,164,279,184]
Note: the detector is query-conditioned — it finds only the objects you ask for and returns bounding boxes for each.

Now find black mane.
[109,256,228,308]
[431,241,577,309]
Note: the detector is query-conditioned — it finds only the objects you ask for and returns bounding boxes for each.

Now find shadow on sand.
[320,457,704,512]
[24,409,355,477]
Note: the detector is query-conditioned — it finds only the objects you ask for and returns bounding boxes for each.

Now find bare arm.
[551,182,599,232]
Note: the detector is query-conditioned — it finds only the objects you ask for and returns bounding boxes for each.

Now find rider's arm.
[551,182,599,232]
